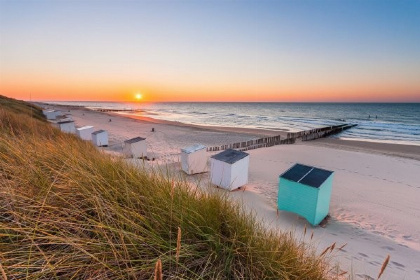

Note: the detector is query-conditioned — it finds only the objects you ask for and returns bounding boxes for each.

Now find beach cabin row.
[181,145,250,190]
[77,126,109,147]
[53,121,109,147]
[44,109,109,147]
[181,144,334,226]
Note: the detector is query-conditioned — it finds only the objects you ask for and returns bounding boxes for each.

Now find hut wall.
[44,111,57,120]
[277,178,319,225]
[181,149,208,175]
[77,127,94,141]
[92,131,108,147]
[314,175,334,225]
[230,156,249,190]
[210,160,232,190]
[123,141,147,158]
[60,123,76,134]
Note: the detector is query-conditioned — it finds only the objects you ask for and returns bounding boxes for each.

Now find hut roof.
[77,126,94,130]
[181,144,206,154]
[280,163,333,188]
[92,130,106,135]
[124,137,146,144]
[57,120,74,124]
[211,149,248,164]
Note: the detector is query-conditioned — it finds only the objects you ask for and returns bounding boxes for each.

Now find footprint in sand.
[368,261,380,267]
[356,274,374,280]
[381,245,395,251]
[391,261,405,269]
[415,269,420,274]
[402,235,412,240]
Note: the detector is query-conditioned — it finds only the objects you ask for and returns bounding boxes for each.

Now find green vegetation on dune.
[0,95,45,121]
[0,95,335,279]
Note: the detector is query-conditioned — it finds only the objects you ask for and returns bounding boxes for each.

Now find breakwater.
[207,124,357,152]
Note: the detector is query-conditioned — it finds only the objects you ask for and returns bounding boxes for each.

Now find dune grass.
[0,96,336,279]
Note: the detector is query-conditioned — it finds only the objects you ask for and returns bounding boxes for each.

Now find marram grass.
[0,96,337,279]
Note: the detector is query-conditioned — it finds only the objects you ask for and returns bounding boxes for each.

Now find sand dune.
[48,105,420,279]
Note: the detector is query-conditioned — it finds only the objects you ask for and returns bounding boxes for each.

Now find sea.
[46,102,420,146]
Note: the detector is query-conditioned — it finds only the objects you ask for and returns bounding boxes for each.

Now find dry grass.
[377,255,390,280]
[0,95,336,279]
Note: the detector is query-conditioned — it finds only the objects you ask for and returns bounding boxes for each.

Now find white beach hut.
[92,130,108,147]
[56,114,73,122]
[123,137,147,158]
[76,126,94,141]
[181,144,208,175]
[210,149,249,191]
[44,110,61,120]
[56,120,76,133]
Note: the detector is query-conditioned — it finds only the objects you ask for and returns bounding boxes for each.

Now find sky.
[0,0,419,102]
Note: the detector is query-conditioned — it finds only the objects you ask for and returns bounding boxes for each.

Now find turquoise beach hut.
[278,164,334,226]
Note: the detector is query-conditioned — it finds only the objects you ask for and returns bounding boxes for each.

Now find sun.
[135,93,142,100]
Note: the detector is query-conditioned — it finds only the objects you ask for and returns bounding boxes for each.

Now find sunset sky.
[0,0,419,102]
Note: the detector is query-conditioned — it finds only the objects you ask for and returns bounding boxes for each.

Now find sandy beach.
[46,104,420,280]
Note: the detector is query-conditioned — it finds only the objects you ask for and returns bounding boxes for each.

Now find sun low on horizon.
[135,93,143,101]
[0,0,419,103]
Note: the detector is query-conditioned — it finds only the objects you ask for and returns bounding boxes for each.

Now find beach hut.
[76,126,94,141]
[210,149,249,191]
[92,130,108,147]
[44,110,61,120]
[278,163,334,226]
[56,120,76,133]
[56,114,73,122]
[123,137,147,158]
[181,144,208,175]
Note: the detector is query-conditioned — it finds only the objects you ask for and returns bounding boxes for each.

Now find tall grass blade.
[377,254,390,280]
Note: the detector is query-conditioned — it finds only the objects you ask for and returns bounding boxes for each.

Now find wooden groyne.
[207,136,295,152]
[96,109,142,112]
[207,123,357,152]
[301,124,357,141]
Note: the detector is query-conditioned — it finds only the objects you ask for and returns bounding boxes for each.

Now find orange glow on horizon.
[0,74,419,103]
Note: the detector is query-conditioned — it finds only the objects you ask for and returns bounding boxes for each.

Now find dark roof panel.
[280,163,333,188]
[57,120,74,124]
[181,144,206,154]
[281,164,312,182]
[124,137,146,144]
[92,130,106,135]
[211,149,248,164]
[300,168,333,188]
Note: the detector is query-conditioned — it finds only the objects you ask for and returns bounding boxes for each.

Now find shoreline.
[114,111,288,137]
[45,103,420,161]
